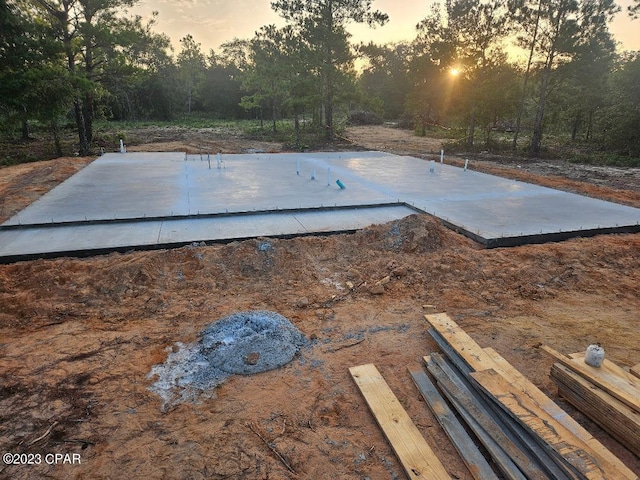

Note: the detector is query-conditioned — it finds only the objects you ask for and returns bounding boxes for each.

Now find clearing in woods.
[0,125,638,479]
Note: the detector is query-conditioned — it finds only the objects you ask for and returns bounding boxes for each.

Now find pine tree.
[271,0,387,141]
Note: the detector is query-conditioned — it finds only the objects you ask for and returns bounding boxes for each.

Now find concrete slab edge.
[436,215,640,249]
[0,229,366,264]
[481,224,640,249]
[0,203,425,264]
[0,202,411,231]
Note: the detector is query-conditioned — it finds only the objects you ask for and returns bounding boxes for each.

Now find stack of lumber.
[350,313,637,480]
[542,345,640,457]
[419,313,636,480]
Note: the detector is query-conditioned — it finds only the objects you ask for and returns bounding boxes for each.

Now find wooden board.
[349,364,451,480]
[484,347,637,480]
[410,366,498,480]
[471,368,606,480]
[425,315,636,480]
[428,328,474,376]
[551,363,640,457]
[425,313,494,372]
[425,355,547,480]
[448,395,529,480]
[541,346,640,414]
[569,353,640,389]
[630,363,640,380]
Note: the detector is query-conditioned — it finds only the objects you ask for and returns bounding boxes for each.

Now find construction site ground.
[0,125,639,479]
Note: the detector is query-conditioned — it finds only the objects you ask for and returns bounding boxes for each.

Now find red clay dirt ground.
[0,126,639,479]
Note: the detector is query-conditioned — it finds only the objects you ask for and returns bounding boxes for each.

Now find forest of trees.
[1,0,639,158]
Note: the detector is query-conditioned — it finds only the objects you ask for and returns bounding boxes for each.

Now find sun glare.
[450,68,460,76]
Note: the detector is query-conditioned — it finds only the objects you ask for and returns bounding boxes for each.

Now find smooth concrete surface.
[3,152,394,225]
[1,151,639,261]
[0,205,417,261]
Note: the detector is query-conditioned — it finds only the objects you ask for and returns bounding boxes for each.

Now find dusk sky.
[131,0,640,57]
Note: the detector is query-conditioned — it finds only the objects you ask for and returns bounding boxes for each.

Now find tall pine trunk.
[84,31,94,144]
[21,119,30,141]
[325,74,333,141]
[51,120,63,157]
[271,96,277,134]
[83,91,94,144]
[467,109,476,149]
[530,65,552,156]
[59,2,89,156]
[324,0,334,142]
[513,0,542,152]
[73,99,89,156]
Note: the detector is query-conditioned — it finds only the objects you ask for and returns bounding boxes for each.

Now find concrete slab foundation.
[1,151,639,261]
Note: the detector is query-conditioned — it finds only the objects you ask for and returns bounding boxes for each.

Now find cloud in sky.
[133,0,281,52]
[132,0,640,55]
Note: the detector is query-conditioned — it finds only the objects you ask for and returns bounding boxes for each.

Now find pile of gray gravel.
[148,311,307,411]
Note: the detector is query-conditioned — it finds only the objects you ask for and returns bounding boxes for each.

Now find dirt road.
[1,126,638,479]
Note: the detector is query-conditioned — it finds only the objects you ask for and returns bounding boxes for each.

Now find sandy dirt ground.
[0,126,639,479]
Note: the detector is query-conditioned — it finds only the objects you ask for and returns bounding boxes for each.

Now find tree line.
[1,0,639,158]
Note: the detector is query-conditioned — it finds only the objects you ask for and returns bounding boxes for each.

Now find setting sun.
[450,67,460,76]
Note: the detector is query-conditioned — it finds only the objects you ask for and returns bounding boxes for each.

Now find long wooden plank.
[448,396,529,480]
[541,346,640,414]
[484,347,637,480]
[630,363,640,380]
[410,366,499,480]
[551,363,640,457]
[471,368,605,480]
[349,364,451,480]
[428,327,474,376]
[569,353,640,391]
[425,313,493,372]
[425,355,546,480]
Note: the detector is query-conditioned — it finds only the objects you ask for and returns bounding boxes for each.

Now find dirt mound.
[351,213,458,254]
